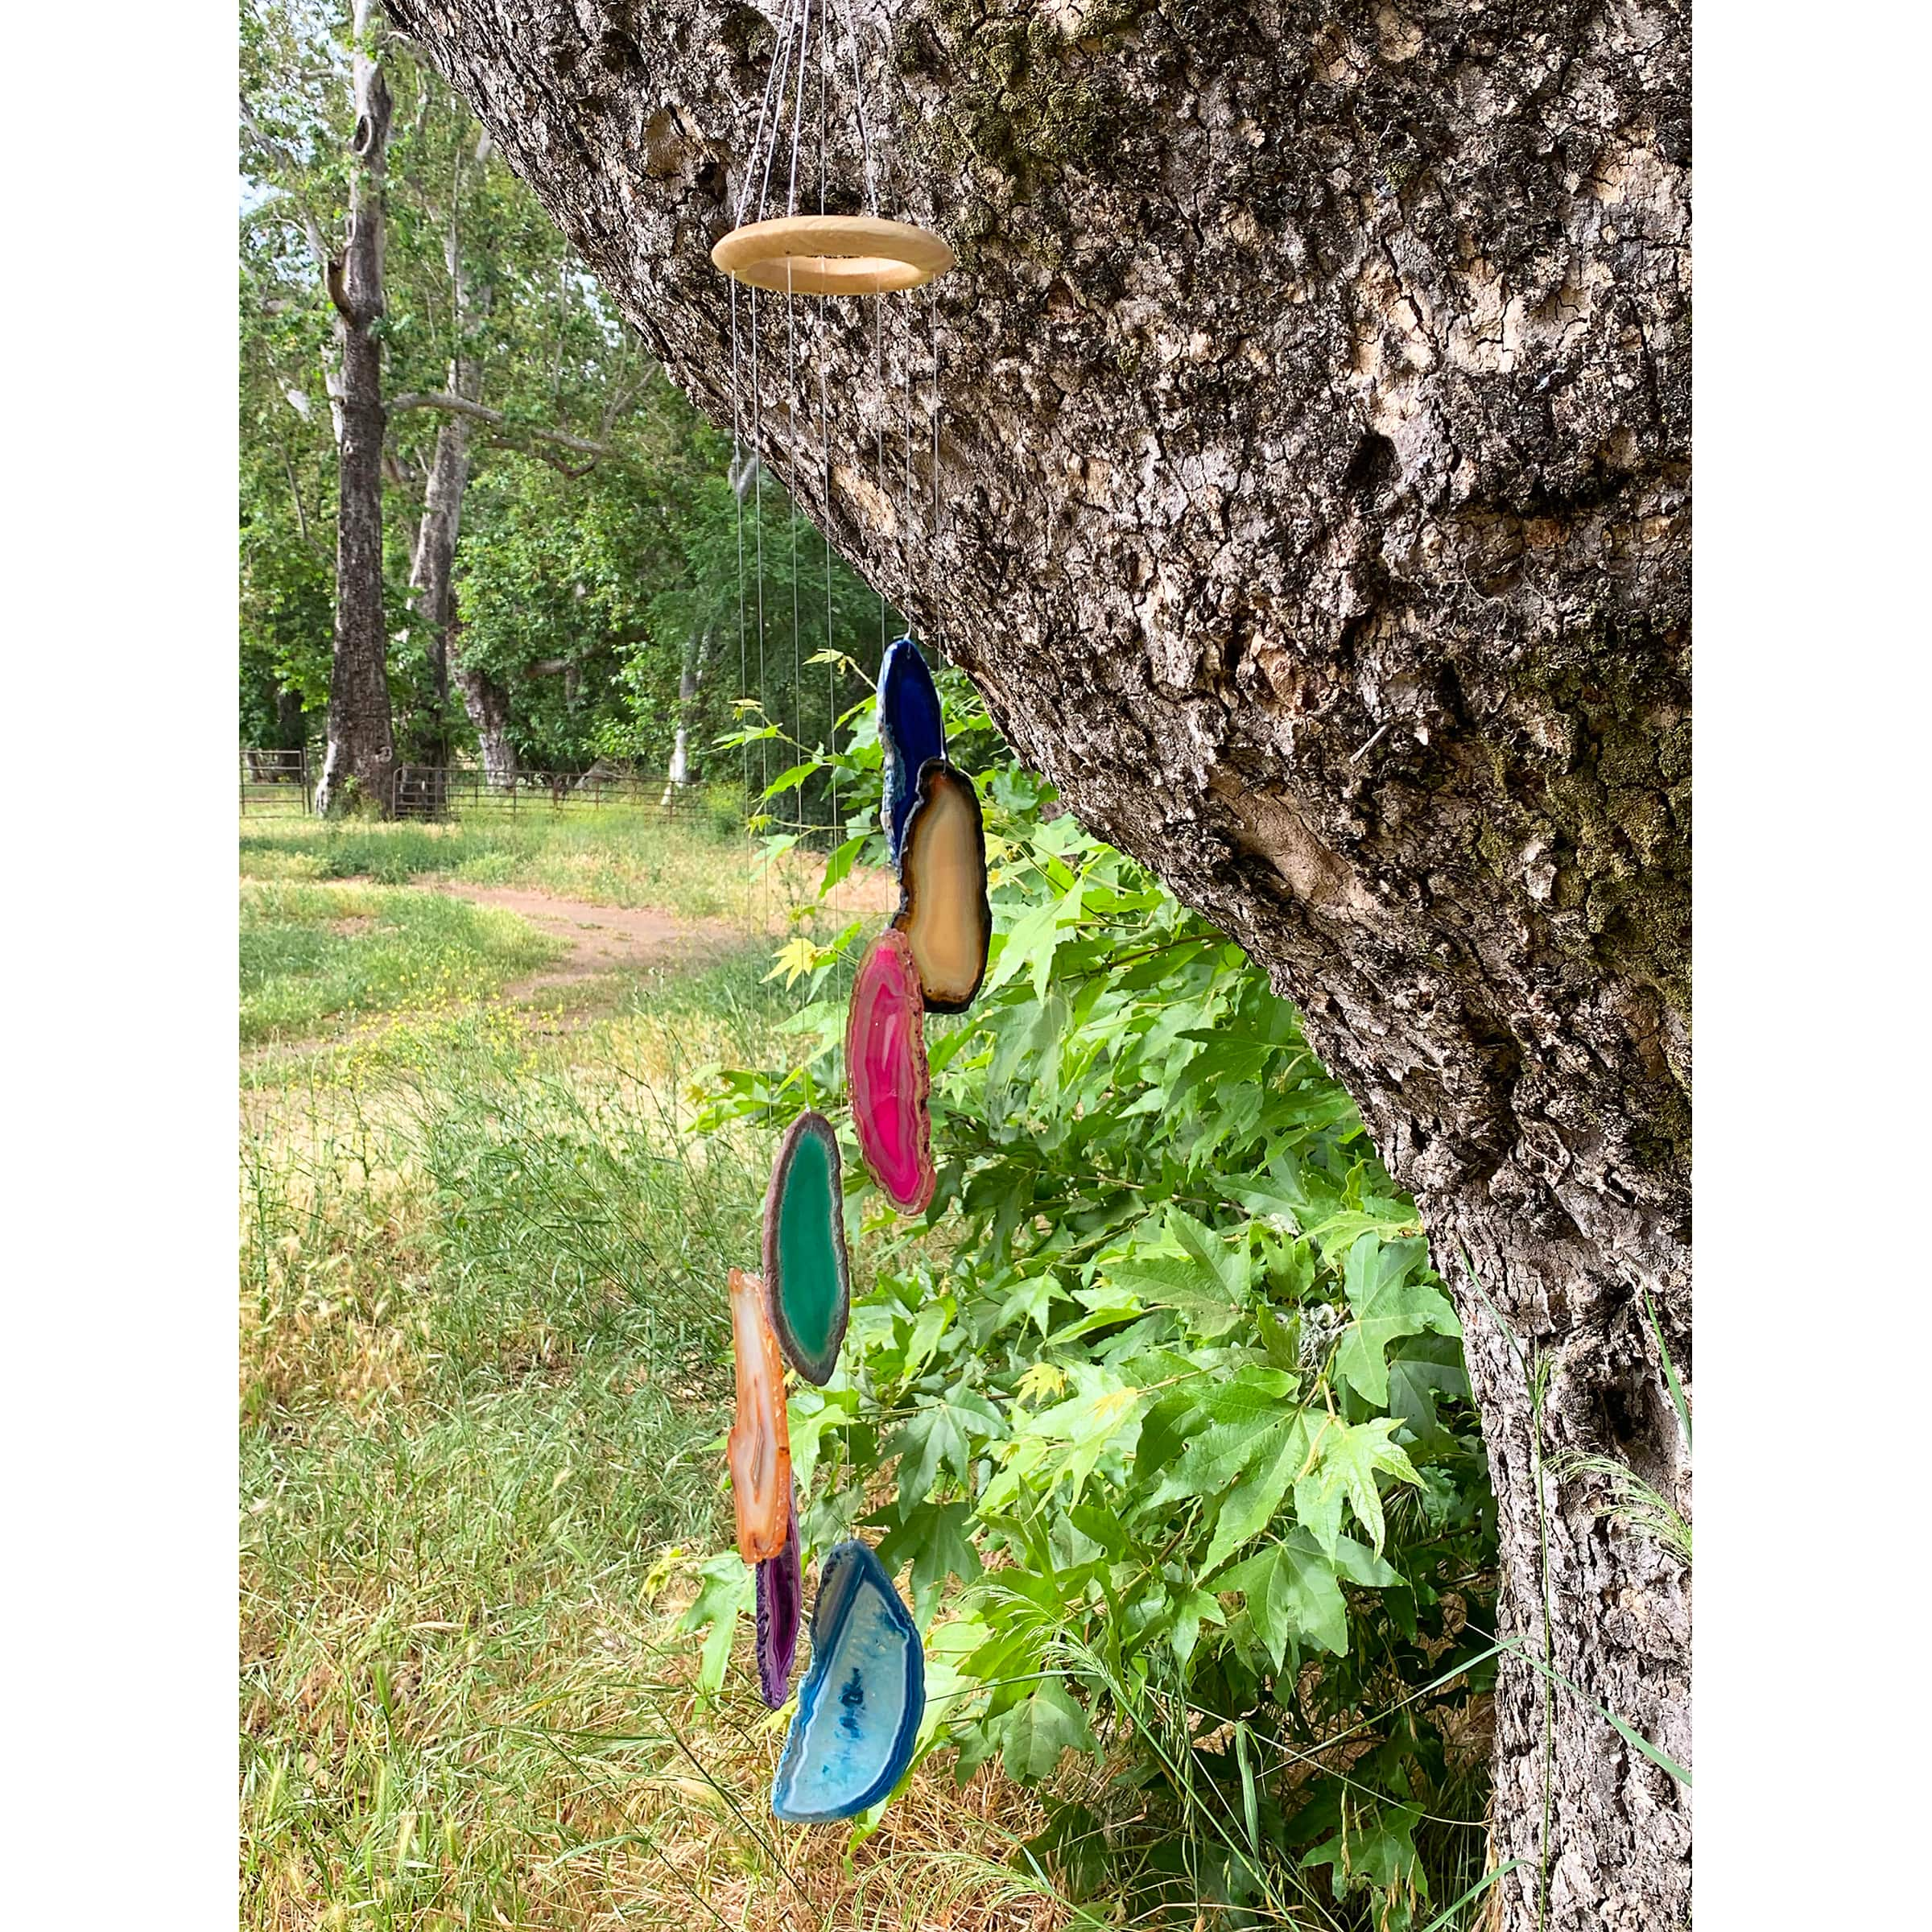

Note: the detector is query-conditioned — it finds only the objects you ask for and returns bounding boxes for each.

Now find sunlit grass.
[238,807,824,928]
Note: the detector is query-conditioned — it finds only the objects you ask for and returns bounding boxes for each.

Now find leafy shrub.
[693,675,1499,1928]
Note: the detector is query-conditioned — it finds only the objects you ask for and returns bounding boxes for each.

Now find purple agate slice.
[754,1480,802,1708]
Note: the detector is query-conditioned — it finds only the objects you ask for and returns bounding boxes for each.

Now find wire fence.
[390,766,704,821]
[239,752,710,823]
[240,749,312,816]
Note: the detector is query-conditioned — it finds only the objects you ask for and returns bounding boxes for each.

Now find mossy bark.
[386,3,1691,1923]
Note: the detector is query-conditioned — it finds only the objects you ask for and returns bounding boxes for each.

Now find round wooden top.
[711,214,954,295]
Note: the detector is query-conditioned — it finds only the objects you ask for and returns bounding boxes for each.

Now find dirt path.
[431,882,743,1003]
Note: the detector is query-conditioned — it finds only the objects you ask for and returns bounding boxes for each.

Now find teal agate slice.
[770,1539,925,1823]
[761,1111,851,1386]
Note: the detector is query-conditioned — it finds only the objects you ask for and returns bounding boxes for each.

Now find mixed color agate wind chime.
[708,0,989,1826]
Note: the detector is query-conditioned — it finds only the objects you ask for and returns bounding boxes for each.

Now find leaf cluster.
[691,679,1499,1924]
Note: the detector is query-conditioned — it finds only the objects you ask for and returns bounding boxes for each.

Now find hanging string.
[751,0,807,227]
[751,286,771,935]
[873,295,887,679]
[819,4,843,999]
[929,281,943,669]
[785,0,814,218]
[736,0,802,229]
[902,290,914,637]
[832,0,879,216]
[786,236,803,866]
[731,277,752,936]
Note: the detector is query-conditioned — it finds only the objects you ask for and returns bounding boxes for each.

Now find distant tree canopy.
[239,0,893,795]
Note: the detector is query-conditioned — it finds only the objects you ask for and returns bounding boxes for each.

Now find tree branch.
[386,391,625,467]
[238,97,332,279]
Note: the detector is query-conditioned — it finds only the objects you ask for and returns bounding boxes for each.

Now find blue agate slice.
[877,636,946,866]
[770,1538,925,1823]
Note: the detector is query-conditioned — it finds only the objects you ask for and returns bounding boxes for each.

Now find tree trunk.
[454,658,518,790]
[386,4,1691,1925]
[316,1,395,818]
[408,130,495,772]
[663,626,709,803]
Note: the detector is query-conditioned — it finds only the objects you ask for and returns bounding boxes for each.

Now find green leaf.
[874,1498,983,1620]
[885,1388,1001,1509]
[1103,1253,1245,1337]
[1385,1336,1469,1453]
[1199,1410,1315,1574]
[1102,1207,1254,1338]
[1302,1802,1426,1905]
[1001,1678,1098,1781]
[1216,1530,1348,1663]
[786,1385,857,1495]
[818,833,868,895]
[998,1273,1058,1335]
[1164,1585,1226,1669]
[760,760,819,799]
[675,1554,755,1699]
[1331,1235,1459,1407]
[1295,1417,1423,1555]
[984,870,1086,1000]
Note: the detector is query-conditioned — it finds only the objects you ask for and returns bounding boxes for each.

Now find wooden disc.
[711,214,953,295]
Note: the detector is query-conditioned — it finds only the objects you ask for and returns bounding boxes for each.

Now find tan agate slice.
[890,761,991,1013]
[727,1268,792,1563]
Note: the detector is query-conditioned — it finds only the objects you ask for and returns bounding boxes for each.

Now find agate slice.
[770,1539,926,1823]
[762,1112,852,1386]
[727,1267,792,1564]
[877,635,947,865]
[755,1480,802,1709]
[845,931,936,1216]
[890,760,991,1013]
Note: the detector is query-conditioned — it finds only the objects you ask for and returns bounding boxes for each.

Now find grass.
[240,813,1067,1930]
[238,806,823,927]
[241,882,564,1046]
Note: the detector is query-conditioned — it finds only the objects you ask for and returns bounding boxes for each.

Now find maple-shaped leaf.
[1149,1371,1313,1574]
[1302,1801,1426,1904]
[1001,1677,1099,1781]
[1294,1416,1423,1555]
[1331,1234,1459,1407]
[1217,1530,1348,1665]
[884,1388,1003,1509]
[874,1497,983,1620]
[1385,1335,1469,1454]
[761,933,829,989]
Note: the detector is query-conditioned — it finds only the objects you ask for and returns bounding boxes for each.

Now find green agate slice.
[761,1111,851,1385]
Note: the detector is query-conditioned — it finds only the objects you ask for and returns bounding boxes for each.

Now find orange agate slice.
[727,1267,792,1563]
[891,760,991,1013]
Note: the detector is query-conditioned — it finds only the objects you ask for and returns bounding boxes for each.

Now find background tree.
[242,0,890,807]
[382,3,1693,1926]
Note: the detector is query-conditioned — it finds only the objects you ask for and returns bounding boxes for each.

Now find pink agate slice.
[845,931,936,1215]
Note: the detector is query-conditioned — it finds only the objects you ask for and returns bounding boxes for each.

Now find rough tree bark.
[316,0,396,817]
[386,3,1690,1925]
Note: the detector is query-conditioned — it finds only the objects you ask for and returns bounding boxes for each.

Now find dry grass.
[241,816,1075,1930]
